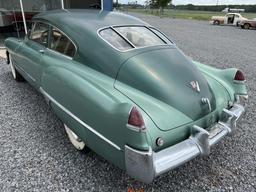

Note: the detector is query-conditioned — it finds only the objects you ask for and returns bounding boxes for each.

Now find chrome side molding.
[39,87,122,151]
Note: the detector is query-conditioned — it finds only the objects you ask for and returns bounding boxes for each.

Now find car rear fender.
[40,66,152,169]
[194,61,247,100]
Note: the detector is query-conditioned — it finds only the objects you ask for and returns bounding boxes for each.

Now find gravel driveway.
[0,13,255,192]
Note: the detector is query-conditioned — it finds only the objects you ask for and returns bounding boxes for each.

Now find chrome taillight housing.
[234,70,245,81]
[127,107,146,132]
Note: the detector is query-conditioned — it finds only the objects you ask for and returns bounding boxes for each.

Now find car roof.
[33,10,164,79]
[34,9,147,31]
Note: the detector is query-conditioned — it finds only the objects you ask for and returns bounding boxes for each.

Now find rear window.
[99,26,170,51]
[100,28,133,51]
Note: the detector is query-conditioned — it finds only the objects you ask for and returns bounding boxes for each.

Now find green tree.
[149,0,172,15]
[161,0,172,14]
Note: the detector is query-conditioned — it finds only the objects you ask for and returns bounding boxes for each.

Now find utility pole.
[61,0,64,9]
[19,0,27,34]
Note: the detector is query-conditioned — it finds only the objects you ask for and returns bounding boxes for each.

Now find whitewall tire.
[9,55,24,82]
[9,55,17,79]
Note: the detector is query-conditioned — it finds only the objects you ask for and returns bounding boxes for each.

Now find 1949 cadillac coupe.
[5,10,248,183]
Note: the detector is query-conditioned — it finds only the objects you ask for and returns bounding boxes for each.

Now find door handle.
[38,49,45,54]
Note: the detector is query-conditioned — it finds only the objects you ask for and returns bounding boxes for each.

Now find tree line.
[170,4,256,13]
[117,1,256,13]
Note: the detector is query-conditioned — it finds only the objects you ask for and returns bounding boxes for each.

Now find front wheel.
[243,23,251,30]
[64,124,86,151]
[9,55,24,82]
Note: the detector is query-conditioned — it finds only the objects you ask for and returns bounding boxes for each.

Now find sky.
[119,0,256,5]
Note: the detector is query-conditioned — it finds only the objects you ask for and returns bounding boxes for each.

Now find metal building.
[0,0,113,34]
[0,0,113,11]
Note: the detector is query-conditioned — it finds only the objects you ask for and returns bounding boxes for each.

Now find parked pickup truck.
[210,13,247,26]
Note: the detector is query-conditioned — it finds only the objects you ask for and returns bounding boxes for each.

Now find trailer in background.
[0,0,113,32]
[0,9,13,27]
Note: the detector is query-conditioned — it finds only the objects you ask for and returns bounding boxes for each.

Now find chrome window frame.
[98,24,174,52]
[29,19,78,60]
[148,27,174,44]
[49,26,77,59]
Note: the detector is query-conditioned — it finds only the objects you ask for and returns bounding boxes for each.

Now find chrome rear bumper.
[125,103,245,183]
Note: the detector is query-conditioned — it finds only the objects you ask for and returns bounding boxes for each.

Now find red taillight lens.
[128,107,145,128]
[234,70,245,81]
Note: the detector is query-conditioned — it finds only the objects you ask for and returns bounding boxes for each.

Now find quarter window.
[30,22,49,46]
[50,28,76,58]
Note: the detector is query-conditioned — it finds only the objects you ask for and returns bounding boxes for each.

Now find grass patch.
[127,9,256,21]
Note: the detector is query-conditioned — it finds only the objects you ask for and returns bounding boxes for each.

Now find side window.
[30,22,49,46]
[50,28,76,58]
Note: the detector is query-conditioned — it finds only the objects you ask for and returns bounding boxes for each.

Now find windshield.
[99,26,171,51]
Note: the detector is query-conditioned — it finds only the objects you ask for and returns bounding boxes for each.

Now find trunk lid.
[115,48,216,131]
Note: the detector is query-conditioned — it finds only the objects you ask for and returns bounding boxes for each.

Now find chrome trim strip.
[46,48,73,60]
[147,26,174,44]
[126,124,146,133]
[50,26,78,57]
[39,88,121,151]
[110,26,136,48]
[30,20,78,59]
[14,62,36,82]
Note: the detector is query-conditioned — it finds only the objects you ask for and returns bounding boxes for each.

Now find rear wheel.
[243,23,251,30]
[64,124,87,151]
[213,20,220,25]
[9,55,24,82]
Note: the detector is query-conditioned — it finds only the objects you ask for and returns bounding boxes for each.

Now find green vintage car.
[5,10,248,183]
